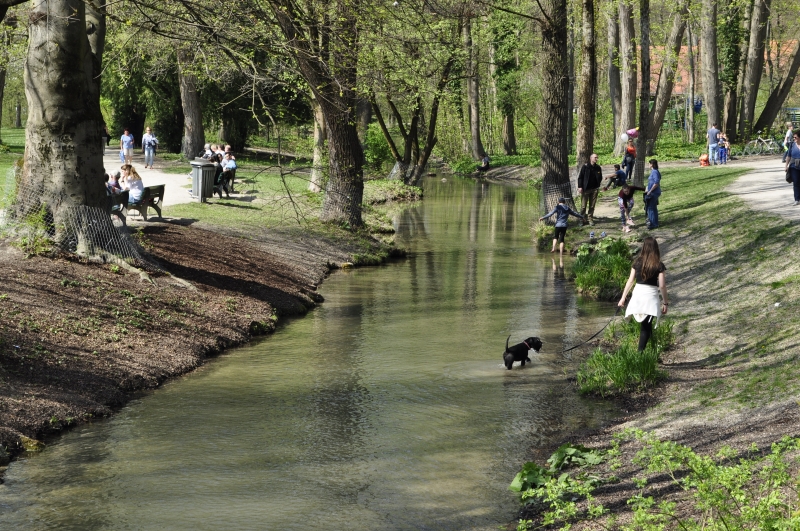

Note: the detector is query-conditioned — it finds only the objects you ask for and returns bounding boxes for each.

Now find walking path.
[724,155,800,219]
[103,148,194,208]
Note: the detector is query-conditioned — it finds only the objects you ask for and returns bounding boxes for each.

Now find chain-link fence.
[0,168,162,273]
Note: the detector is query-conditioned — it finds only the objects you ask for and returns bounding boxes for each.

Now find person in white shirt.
[141,127,159,169]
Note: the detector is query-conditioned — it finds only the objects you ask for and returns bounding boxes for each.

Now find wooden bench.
[107,189,129,226]
[129,185,164,221]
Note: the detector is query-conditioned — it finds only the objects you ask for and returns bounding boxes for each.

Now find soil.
[0,221,372,468]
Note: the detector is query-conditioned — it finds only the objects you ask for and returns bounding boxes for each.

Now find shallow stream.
[0,176,618,530]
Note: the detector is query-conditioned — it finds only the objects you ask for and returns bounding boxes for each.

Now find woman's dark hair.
[649,159,659,169]
[634,236,661,283]
[103,172,109,182]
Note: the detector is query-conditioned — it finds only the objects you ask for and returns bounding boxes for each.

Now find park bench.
[128,185,164,221]
[107,189,129,226]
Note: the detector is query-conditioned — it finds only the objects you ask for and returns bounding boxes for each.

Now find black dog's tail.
[506,335,511,352]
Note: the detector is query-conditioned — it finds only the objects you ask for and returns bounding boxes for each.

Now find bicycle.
[744,132,783,156]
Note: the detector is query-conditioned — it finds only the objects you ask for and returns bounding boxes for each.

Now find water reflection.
[0,175,618,530]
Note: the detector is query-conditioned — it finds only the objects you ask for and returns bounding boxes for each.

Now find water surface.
[0,177,617,530]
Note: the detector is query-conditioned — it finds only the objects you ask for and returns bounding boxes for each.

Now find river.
[0,176,618,530]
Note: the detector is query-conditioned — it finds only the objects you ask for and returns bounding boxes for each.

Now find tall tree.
[176,48,204,160]
[719,0,745,140]
[20,0,106,239]
[491,11,522,155]
[645,0,689,154]
[634,0,650,187]
[738,0,771,139]
[701,0,722,129]
[687,23,696,143]
[615,0,636,156]
[538,0,573,215]
[575,0,596,168]
[607,8,622,141]
[464,16,486,160]
[752,41,800,132]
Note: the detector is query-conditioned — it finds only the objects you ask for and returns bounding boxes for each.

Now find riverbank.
[514,159,800,528]
[0,211,404,471]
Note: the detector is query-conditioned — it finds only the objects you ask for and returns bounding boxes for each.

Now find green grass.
[572,237,632,300]
[576,317,673,396]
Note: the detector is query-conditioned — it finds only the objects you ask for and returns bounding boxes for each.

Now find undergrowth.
[576,316,673,396]
[514,430,800,530]
[572,237,632,300]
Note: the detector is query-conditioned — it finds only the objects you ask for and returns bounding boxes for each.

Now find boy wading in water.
[540,198,583,256]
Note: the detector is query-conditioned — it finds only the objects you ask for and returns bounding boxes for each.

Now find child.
[718,133,729,164]
[617,183,644,232]
[621,139,636,181]
[539,197,583,255]
[618,236,669,352]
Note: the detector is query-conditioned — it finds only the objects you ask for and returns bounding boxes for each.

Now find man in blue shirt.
[707,123,720,166]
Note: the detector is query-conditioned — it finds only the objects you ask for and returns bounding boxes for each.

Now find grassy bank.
[515,162,800,528]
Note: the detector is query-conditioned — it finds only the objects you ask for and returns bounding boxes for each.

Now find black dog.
[504,335,543,370]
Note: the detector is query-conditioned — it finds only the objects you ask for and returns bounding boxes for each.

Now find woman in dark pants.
[784,132,800,205]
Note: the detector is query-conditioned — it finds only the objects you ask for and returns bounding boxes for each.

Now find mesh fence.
[0,168,162,273]
[540,174,579,225]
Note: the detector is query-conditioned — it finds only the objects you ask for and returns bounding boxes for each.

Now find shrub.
[364,122,395,173]
[576,318,673,396]
[573,237,631,300]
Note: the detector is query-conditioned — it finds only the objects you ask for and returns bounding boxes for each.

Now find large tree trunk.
[607,12,622,141]
[753,40,800,132]
[566,21,575,154]
[634,0,651,187]
[309,96,327,192]
[616,0,637,156]
[687,23,696,143]
[21,0,106,238]
[176,49,205,160]
[645,0,689,154]
[738,0,770,139]
[538,0,573,216]
[575,0,596,169]
[464,18,485,159]
[701,0,722,129]
[731,0,753,143]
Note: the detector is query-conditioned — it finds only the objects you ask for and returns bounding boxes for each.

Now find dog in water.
[504,336,543,370]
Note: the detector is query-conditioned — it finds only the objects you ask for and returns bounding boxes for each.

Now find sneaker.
[623,226,631,233]
[589,231,595,239]
[626,218,635,226]
[795,201,799,206]
[600,231,607,237]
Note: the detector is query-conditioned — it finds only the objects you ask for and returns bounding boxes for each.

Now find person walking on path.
[539,197,583,256]
[707,123,720,165]
[120,129,135,165]
[618,236,669,353]
[784,131,800,205]
[644,159,662,229]
[784,122,794,152]
[577,153,603,226]
[141,127,159,169]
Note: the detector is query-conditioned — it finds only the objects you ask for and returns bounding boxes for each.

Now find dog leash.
[561,306,622,353]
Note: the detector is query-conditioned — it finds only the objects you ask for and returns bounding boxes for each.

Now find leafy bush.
[576,318,673,396]
[572,237,631,299]
[364,122,396,173]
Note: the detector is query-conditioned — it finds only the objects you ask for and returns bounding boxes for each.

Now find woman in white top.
[121,164,144,203]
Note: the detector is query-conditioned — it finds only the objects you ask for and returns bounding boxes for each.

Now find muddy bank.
[0,221,394,470]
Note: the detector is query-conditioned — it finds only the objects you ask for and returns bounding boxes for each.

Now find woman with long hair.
[618,236,669,352]
[121,164,144,203]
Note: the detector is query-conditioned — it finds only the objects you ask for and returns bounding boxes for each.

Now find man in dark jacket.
[577,153,603,226]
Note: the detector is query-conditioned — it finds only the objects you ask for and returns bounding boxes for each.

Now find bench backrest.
[138,185,164,204]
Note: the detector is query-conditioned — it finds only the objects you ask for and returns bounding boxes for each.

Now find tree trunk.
[607,12,622,141]
[634,0,651,187]
[538,0,573,216]
[616,0,637,156]
[176,49,205,160]
[753,40,800,133]
[732,0,753,143]
[575,0,596,169]
[21,0,106,239]
[687,24,696,143]
[645,0,688,154]
[502,113,517,155]
[309,96,327,192]
[738,0,770,139]
[566,19,575,154]
[701,0,722,129]
[464,17,485,159]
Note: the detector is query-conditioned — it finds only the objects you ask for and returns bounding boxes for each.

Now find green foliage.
[573,238,632,300]
[576,318,673,396]
[11,205,53,257]
[621,430,800,531]
[364,122,395,173]
[510,443,608,493]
